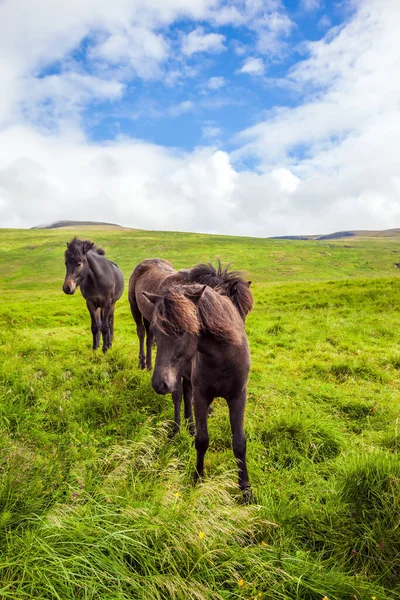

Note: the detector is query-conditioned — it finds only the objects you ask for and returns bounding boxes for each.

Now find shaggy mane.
[152,283,244,345]
[151,286,200,337]
[187,260,253,321]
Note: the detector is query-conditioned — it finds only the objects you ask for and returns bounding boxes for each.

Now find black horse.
[144,283,252,501]
[63,238,124,353]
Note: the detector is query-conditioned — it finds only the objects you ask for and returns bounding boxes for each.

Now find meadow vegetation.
[0,227,399,599]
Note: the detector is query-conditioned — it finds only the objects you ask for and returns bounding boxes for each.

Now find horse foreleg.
[182,377,195,435]
[129,294,146,369]
[228,389,252,502]
[144,318,154,370]
[100,303,112,353]
[193,393,212,484]
[87,301,101,350]
[171,380,183,436]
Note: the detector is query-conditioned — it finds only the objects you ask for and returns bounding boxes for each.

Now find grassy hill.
[0,227,399,600]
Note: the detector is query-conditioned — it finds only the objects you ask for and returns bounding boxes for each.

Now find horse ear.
[142,291,161,305]
[186,285,207,304]
[82,241,95,254]
[247,281,252,287]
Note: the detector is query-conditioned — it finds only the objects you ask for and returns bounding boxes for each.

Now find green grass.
[0,227,399,599]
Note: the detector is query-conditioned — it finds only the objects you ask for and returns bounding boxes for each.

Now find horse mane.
[151,286,200,337]
[65,237,105,261]
[196,285,244,345]
[152,284,243,345]
[187,260,253,321]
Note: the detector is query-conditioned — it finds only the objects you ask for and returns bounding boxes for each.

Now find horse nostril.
[152,378,170,395]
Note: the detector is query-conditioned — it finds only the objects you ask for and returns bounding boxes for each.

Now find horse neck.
[86,251,105,281]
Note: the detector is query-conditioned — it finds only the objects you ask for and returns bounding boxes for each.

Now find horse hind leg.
[108,304,115,347]
[100,304,112,353]
[228,390,253,503]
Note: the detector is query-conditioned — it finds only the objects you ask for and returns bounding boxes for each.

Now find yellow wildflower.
[199,531,205,539]
[238,579,245,587]
[372,597,377,600]
[261,540,268,547]
[174,492,180,498]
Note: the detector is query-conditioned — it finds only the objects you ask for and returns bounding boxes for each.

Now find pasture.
[0,227,399,600]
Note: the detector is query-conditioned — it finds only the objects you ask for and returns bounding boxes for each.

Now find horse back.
[128,259,178,322]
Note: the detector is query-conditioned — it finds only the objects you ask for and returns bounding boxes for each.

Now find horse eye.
[77,262,83,267]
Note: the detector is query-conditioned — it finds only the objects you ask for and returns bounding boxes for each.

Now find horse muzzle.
[63,280,77,294]
[151,372,176,395]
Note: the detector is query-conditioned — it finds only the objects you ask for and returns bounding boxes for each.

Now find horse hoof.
[241,487,254,505]
[193,471,203,485]
[168,425,179,439]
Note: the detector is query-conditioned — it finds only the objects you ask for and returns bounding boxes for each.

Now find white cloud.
[90,27,169,80]
[1,0,400,238]
[237,57,265,76]
[168,100,195,117]
[318,15,332,30]
[301,0,322,11]
[181,27,226,56]
[207,76,226,89]
[201,124,222,140]
[232,0,400,234]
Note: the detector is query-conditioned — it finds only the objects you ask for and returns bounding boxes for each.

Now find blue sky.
[1,0,400,236]
[42,1,350,152]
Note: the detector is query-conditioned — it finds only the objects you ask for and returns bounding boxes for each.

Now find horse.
[143,282,252,501]
[128,259,253,433]
[63,237,124,353]
[128,259,253,370]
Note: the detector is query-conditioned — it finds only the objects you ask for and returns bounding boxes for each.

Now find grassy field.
[0,227,399,600]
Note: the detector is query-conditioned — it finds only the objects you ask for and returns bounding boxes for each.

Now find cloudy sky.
[0,0,399,236]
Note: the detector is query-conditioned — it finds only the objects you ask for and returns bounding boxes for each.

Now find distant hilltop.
[31,220,126,230]
[270,229,400,240]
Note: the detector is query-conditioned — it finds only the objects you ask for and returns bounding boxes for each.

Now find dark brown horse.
[63,237,124,353]
[144,283,252,501]
[128,259,253,369]
[128,259,253,433]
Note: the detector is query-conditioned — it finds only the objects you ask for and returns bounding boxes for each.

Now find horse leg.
[228,389,252,503]
[87,301,101,350]
[129,293,146,369]
[144,318,154,370]
[193,392,212,483]
[182,377,195,435]
[100,303,112,353]
[108,304,115,345]
[171,379,183,436]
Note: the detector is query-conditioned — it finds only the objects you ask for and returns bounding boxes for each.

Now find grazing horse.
[128,259,253,433]
[63,237,124,353]
[144,283,252,501]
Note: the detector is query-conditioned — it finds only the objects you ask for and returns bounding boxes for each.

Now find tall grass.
[0,227,399,599]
